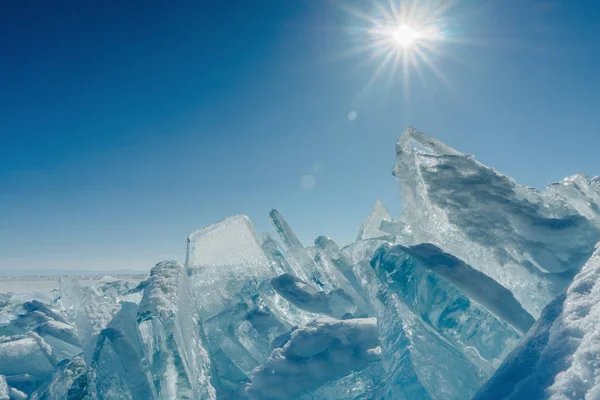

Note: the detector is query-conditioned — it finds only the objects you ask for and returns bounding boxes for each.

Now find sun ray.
[337,0,465,99]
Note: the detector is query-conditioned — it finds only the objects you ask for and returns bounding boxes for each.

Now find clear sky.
[1,0,599,271]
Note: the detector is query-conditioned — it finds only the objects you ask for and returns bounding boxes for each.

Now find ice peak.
[373,198,387,211]
[269,209,304,249]
[356,199,393,241]
[396,126,462,159]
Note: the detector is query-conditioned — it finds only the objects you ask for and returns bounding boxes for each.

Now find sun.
[340,0,457,96]
[392,25,419,48]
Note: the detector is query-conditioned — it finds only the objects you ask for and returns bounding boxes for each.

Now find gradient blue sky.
[1,1,599,271]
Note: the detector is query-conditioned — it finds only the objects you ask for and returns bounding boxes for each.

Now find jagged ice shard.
[2,126,600,399]
[393,127,600,316]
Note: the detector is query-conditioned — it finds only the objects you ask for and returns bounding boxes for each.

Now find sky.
[1,0,600,271]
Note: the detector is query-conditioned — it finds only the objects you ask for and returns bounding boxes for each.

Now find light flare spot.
[301,174,316,190]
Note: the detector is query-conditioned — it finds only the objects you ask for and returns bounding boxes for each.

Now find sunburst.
[341,0,456,98]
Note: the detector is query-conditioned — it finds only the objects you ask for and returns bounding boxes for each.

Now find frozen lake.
[0,274,147,296]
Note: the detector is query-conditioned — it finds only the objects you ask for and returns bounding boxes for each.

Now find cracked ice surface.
[394,126,600,316]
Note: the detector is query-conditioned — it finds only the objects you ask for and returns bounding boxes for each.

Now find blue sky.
[1,0,599,270]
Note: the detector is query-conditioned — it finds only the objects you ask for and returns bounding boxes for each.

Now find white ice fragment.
[186,215,276,319]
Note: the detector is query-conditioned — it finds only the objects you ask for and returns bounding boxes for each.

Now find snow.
[474,245,600,399]
[245,318,380,399]
[0,376,8,400]
[0,333,55,378]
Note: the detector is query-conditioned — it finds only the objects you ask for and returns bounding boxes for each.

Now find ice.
[3,375,37,397]
[8,388,26,400]
[371,244,524,373]
[270,273,356,319]
[0,311,52,336]
[185,216,295,397]
[0,375,26,400]
[0,333,55,380]
[546,174,600,222]
[29,355,87,400]
[256,279,323,328]
[186,215,276,319]
[245,318,380,399]
[372,242,533,377]
[270,210,371,316]
[4,126,600,399]
[23,300,68,324]
[312,237,372,317]
[137,261,216,399]
[299,362,384,400]
[393,126,600,315]
[391,243,535,334]
[87,328,157,400]
[0,376,8,400]
[269,209,327,287]
[356,199,394,241]
[200,283,297,397]
[261,233,297,276]
[354,260,485,399]
[34,320,81,362]
[474,244,600,400]
[58,277,137,362]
